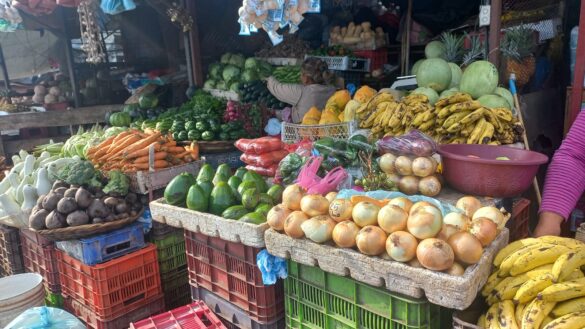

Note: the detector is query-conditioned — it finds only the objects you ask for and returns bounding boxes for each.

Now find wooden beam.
[568,0,585,132]
[0,105,119,131]
[4,135,69,155]
[60,8,81,108]
[186,0,203,86]
[488,0,502,67]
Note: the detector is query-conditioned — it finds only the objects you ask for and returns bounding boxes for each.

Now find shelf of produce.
[128,160,205,195]
[264,228,509,310]
[150,198,269,248]
[202,88,240,101]
[304,55,370,72]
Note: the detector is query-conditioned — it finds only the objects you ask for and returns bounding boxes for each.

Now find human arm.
[266,77,303,106]
[534,111,585,236]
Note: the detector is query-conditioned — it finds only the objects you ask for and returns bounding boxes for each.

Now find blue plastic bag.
[5,307,85,329]
[100,0,136,15]
[256,249,287,285]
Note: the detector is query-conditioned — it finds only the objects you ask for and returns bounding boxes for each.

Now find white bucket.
[0,273,45,327]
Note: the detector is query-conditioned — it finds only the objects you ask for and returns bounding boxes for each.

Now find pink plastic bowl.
[438,144,548,198]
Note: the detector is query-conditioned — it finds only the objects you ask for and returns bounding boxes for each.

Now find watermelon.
[416,58,452,92]
[459,60,499,99]
[477,94,511,110]
[411,59,425,75]
[425,41,446,59]
[448,63,462,88]
[494,87,514,109]
[412,87,439,105]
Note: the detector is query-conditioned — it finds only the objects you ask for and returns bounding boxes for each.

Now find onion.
[408,258,424,268]
[325,192,338,203]
[386,173,401,186]
[267,204,291,231]
[407,205,443,239]
[443,212,470,231]
[416,238,455,271]
[301,215,336,243]
[284,211,309,238]
[436,224,460,241]
[378,205,408,234]
[470,217,498,246]
[472,206,505,229]
[352,202,380,227]
[456,196,482,217]
[386,231,418,262]
[399,176,419,195]
[418,176,441,197]
[447,232,483,265]
[283,184,304,211]
[444,262,466,276]
[409,201,437,217]
[356,225,387,256]
[378,153,397,174]
[329,198,353,222]
[412,157,436,177]
[300,195,330,217]
[332,221,360,248]
[388,197,413,213]
[394,156,413,176]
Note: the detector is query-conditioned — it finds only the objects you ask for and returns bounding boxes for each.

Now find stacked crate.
[0,224,24,276]
[129,301,226,329]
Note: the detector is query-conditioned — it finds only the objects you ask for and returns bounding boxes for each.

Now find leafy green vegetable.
[56,159,102,189]
[103,170,130,196]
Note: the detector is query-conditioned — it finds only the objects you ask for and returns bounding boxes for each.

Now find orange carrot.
[189,142,199,160]
[175,151,190,159]
[121,132,162,156]
[134,152,168,164]
[133,160,168,170]
[125,142,162,159]
[163,146,185,154]
[101,135,142,161]
[161,141,177,148]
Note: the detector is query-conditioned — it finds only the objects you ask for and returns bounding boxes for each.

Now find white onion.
[447,231,484,265]
[378,153,397,174]
[472,206,505,229]
[456,196,482,218]
[325,192,338,203]
[399,176,419,195]
[329,198,353,222]
[352,202,380,227]
[418,175,441,197]
[412,157,436,177]
[470,217,498,247]
[409,201,437,217]
[386,231,418,262]
[394,156,413,176]
[300,195,330,217]
[388,197,413,213]
[284,211,309,238]
[407,205,443,239]
[301,215,336,243]
[444,262,466,276]
[267,204,291,231]
[356,225,387,256]
[443,212,471,231]
[283,184,304,211]
[332,221,360,248]
[436,224,461,241]
[378,204,408,234]
[416,238,455,271]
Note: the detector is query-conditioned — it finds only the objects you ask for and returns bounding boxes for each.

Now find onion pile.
[377,152,442,196]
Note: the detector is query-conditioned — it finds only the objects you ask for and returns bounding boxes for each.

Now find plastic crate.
[191,285,285,329]
[20,230,61,292]
[281,121,358,143]
[64,295,165,329]
[20,228,53,247]
[285,260,442,329]
[354,49,389,72]
[304,55,370,72]
[152,231,186,274]
[45,290,64,308]
[510,198,530,242]
[0,224,24,276]
[161,267,191,310]
[202,151,245,170]
[184,231,284,323]
[55,222,145,265]
[56,243,162,318]
[151,221,181,239]
[130,301,226,329]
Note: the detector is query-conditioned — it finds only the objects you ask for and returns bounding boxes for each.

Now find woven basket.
[32,209,143,241]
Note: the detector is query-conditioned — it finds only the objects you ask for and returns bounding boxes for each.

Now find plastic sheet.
[256,249,287,285]
[5,307,85,329]
[376,130,437,157]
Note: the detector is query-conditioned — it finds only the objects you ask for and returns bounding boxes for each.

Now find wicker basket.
[281,121,357,143]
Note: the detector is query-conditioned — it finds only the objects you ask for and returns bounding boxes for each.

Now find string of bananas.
[0,98,29,113]
[477,236,585,329]
[357,91,524,145]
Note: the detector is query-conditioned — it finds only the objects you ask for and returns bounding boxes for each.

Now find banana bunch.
[0,98,29,113]
[477,236,585,329]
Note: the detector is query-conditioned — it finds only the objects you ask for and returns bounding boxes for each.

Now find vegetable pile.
[240,80,285,109]
[272,66,301,84]
[204,53,272,92]
[329,22,387,50]
[255,36,310,59]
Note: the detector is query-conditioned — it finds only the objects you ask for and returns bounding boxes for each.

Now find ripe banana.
[498,300,519,329]
[460,107,487,125]
[513,273,554,305]
[552,247,585,282]
[412,112,426,127]
[539,236,585,248]
[494,108,513,122]
[498,243,552,277]
[494,238,539,267]
[479,122,495,144]
[388,104,406,127]
[467,118,488,144]
[477,314,487,328]
[483,271,504,297]
[521,298,556,329]
[515,303,526,326]
[542,310,585,329]
[551,297,585,317]
[435,92,472,108]
[509,244,570,276]
[538,277,585,302]
[492,274,531,301]
[419,119,435,131]
[541,316,554,328]
[485,109,503,133]
[486,303,501,329]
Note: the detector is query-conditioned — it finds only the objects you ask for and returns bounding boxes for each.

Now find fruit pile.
[378,153,441,197]
[479,236,585,328]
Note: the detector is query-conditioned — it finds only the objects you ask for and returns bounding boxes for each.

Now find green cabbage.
[204,79,216,89]
[220,53,232,64]
[244,58,258,70]
[228,54,245,68]
[222,65,241,82]
[209,63,223,80]
[241,69,259,82]
[215,80,227,90]
[229,81,241,93]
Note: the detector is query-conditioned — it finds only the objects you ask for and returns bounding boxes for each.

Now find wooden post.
[60,8,81,108]
[488,0,502,67]
[185,0,203,86]
[568,0,585,131]
[0,43,12,101]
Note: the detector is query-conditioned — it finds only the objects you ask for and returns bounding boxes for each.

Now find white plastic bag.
[5,307,85,329]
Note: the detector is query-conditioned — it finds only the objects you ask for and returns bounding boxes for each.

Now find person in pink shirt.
[534,110,585,236]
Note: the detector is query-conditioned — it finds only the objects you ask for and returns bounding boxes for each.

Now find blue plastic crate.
[55,222,145,265]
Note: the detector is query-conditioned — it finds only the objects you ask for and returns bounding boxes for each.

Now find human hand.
[533,211,563,237]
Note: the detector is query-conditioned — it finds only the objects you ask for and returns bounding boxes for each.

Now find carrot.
[175,151,190,159]
[133,160,169,170]
[101,135,142,161]
[134,152,168,164]
[189,142,199,160]
[121,132,162,156]
[125,142,162,159]
[161,141,177,148]
[163,146,185,154]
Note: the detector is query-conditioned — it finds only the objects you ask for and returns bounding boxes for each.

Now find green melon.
[494,87,514,109]
[416,58,452,92]
[477,94,511,110]
[448,63,462,88]
[425,41,446,59]
[439,89,459,99]
[411,59,425,75]
[459,60,498,99]
[412,87,439,105]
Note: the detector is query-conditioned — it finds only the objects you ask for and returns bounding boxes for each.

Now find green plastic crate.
[152,232,186,274]
[161,267,191,311]
[45,291,64,308]
[285,261,442,329]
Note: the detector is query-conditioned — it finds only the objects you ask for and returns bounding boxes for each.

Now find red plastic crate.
[56,243,162,318]
[64,294,165,329]
[0,224,24,276]
[129,301,226,329]
[510,198,531,242]
[184,231,284,323]
[354,49,388,72]
[20,230,61,292]
[20,228,53,247]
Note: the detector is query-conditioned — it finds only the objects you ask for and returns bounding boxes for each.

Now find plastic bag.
[246,164,278,177]
[6,306,85,329]
[256,249,287,285]
[241,149,289,167]
[100,0,136,15]
[284,139,313,157]
[274,153,307,185]
[306,166,347,195]
[296,156,323,188]
[235,137,283,155]
[376,130,437,157]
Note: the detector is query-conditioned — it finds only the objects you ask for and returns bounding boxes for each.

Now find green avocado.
[258,193,273,206]
[255,203,272,217]
[235,167,248,180]
[164,173,197,207]
[209,182,236,216]
[241,188,260,210]
[239,212,266,225]
[212,173,229,186]
[216,163,232,179]
[186,185,208,212]
[197,164,214,183]
[197,181,213,198]
[222,205,249,220]
[267,185,284,204]
[237,181,257,196]
[242,171,268,193]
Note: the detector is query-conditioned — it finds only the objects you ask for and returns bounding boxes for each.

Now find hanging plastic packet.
[267,0,285,22]
[289,23,300,34]
[307,0,321,13]
[249,24,259,33]
[239,18,251,36]
[267,30,284,46]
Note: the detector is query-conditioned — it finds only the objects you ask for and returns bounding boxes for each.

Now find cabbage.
[220,53,232,64]
[229,81,241,93]
[242,69,259,82]
[244,58,258,70]
[209,63,223,80]
[204,79,216,89]
[228,54,245,68]
[216,81,227,90]
[222,65,241,82]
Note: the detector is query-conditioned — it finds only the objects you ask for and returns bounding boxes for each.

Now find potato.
[29,209,48,230]
[36,194,46,207]
[45,211,66,229]
[66,210,90,226]
[54,187,68,195]
[57,197,78,215]
[94,190,105,199]
[92,217,104,224]
[75,188,92,209]
[125,193,138,204]
[87,199,110,219]
[52,180,68,190]
[42,191,61,211]
[105,214,115,222]
[104,197,119,209]
[115,202,129,215]
[64,188,78,198]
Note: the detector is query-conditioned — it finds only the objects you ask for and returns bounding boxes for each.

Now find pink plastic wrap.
[296,156,348,195]
[235,137,284,155]
[376,130,437,157]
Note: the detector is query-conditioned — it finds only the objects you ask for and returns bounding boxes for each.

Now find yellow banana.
[552,247,585,282]
[467,118,488,144]
[422,109,435,122]
[539,236,585,248]
[403,94,428,104]
[521,298,556,329]
[486,303,501,329]
[488,140,502,145]
[485,109,503,133]
[419,119,435,131]
[551,297,585,317]
[492,274,531,301]
[450,137,467,144]
[542,311,585,329]
[479,122,495,144]
[494,238,540,267]
[477,314,487,328]
[514,303,526,326]
[541,316,554,328]
[483,271,504,297]
[460,124,475,137]
[461,107,487,125]
[435,93,472,108]
[509,244,570,276]
[498,300,518,329]
[494,108,513,122]
[412,112,426,127]
[538,277,585,302]
[513,273,554,305]
[388,104,406,127]
[448,100,482,113]
[437,106,452,119]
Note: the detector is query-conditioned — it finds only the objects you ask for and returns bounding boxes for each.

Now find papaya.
[164,173,197,206]
[186,185,208,212]
[239,212,266,225]
[353,86,376,103]
[198,181,213,198]
[197,164,214,183]
[216,163,232,179]
[209,182,236,215]
[259,193,273,206]
[222,205,248,220]
[235,167,248,180]
[302,106,321,125]
[237,181,257,196]
[242,188,260,210]
[325,90,351,112]
[227,176,242,199]
[212,173,228,186]
[255,203,272,217]
[242,171,268,193]
[267,185,284,204]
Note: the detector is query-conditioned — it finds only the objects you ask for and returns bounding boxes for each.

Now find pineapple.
[440,32,464,64]
[500,26,536,87]
[462,33,487,67]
